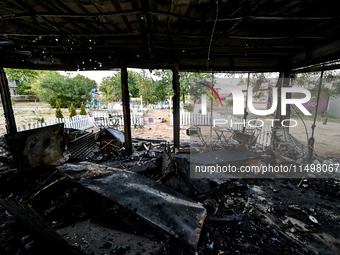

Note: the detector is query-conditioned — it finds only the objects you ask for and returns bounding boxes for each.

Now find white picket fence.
[91,111,143,126]
[170,112,272,147]
[17,115,94,132]
[17,111,147,132]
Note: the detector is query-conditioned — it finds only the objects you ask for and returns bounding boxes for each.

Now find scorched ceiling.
[0,0,340,72]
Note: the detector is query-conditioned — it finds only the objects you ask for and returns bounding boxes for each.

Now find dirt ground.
[129,110,340,158]
[289,119,340,158]
[130,109,188,142]
[1,104,339,158]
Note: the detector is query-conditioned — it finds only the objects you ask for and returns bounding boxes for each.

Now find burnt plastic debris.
[5,124,65,171]
[102,127,125,144]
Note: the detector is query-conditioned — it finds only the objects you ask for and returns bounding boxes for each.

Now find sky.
[58,68,160,86]
[58,70,117,85]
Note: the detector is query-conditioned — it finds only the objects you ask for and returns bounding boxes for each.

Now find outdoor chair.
[230,126,262,147]
[192,126,218,152]
[108,114,121,129]
[93,117,106,128]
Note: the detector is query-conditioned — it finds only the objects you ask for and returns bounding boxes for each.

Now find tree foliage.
[80,103,87,115]
[292,70,340,99]
[99,73,122,102]
[127,70,139,97]
[37,72,96,108]
[4,68,39,83]
[4,68,51,95]
[99,70,139,102]
[135,70,156,104]
[154,70,213,103]
[55,100,64,118]
[69,103,77,118]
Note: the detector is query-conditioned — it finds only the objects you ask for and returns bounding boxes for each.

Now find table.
[213,127,234,146]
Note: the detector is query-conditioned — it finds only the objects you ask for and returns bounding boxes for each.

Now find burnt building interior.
[0,1,340,254]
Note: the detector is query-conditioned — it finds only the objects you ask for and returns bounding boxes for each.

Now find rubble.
[56,162,207,249]
[0,125,340,254]
[5,124,66,171]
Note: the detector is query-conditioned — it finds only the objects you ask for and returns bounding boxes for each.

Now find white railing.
[170,113,272,147]
[17,111,149,132]
[90,111,144,126]
[170,112,212,126]
[17,115,94,132]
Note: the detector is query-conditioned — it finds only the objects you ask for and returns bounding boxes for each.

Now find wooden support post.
[271,72,284,150]
[210,72,214,137]
[0,68,17,134]
[242,73,250,133]
[283,71,292,133]
[308,69,324,162]
[121,66,132,155]
[274,71,284,124]
[172,64,180,149]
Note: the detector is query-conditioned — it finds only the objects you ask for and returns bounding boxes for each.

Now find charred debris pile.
[0,124,339,255]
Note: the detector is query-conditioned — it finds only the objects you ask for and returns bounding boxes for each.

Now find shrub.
[80,103,87,115]
[69,103,77,118]
[321,110,339,119]
[55,100,64,118]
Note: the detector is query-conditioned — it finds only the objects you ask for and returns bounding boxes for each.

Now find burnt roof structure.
[0,0,340,72]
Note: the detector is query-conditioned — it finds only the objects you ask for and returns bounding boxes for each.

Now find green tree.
[128,70,139,97]
[153,70,213,103]
[99,73,122,102]
[136,70,157,104]
[69,103,77,118]
[80,103,87,115]
[99,70,139,102]
[292,70,340,99]
[55,100,64,118]
[37,72,96,108]
[4,68,51,95]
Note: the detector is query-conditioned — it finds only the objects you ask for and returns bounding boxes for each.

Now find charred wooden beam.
[288,39,340,70]
[0,32,330,40]
[1,11,337,21]
[283,71,293,133]
[172,64,180,150]
[242,73,250,133]
[0,68,17,134]
[274,71,284,125]
[121,65,132,155]
[292,63,340,73]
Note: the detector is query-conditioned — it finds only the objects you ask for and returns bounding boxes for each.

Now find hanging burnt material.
[5,124,65,171]
[67,132,100,160]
